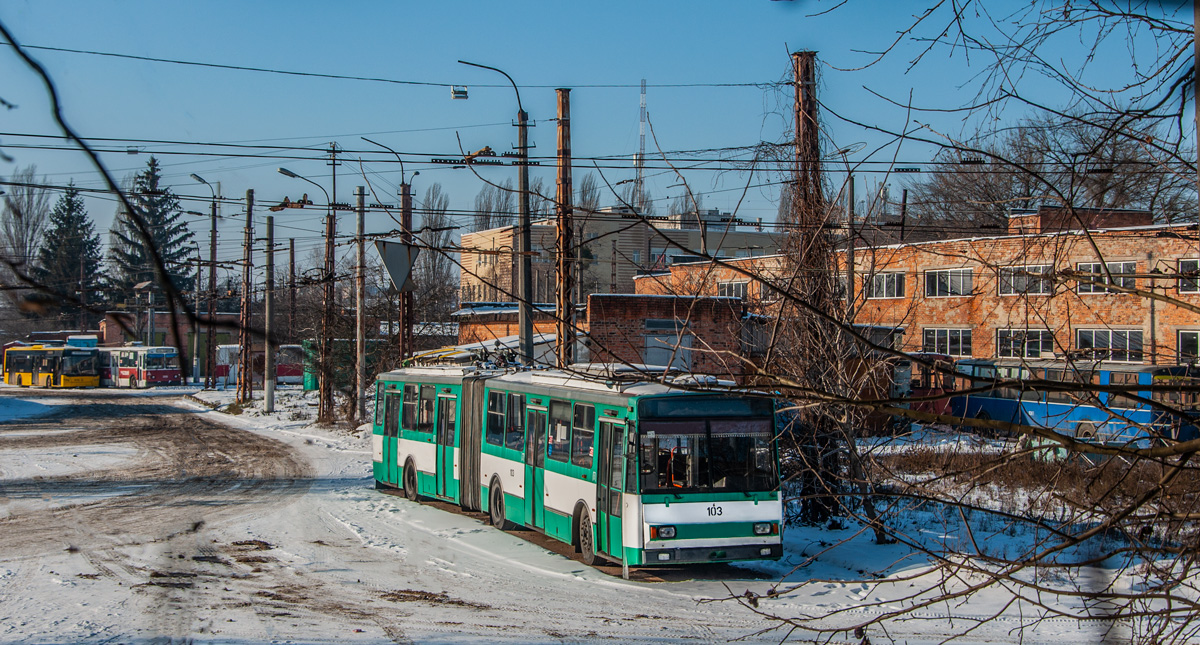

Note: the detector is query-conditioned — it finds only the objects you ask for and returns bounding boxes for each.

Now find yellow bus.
[2,345,101,388]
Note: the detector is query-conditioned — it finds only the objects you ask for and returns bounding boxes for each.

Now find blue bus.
[951,358,1200,446]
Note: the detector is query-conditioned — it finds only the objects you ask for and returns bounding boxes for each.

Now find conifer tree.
[107,157,195,300]
[34,183,101,322]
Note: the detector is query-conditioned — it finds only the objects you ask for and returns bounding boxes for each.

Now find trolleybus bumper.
[644,543,782,564]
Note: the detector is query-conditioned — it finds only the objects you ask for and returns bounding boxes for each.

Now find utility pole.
[555,88,574,368]
[206,192,218,388]
[399,180,414,362]
[355,186,367,422]
[193,252,202,383]
[321,180,336,422]
[265,215,275,413]
[237,189,254,404]
[516,99,534,365]
[288,238,296,343]
[899,188,909,243]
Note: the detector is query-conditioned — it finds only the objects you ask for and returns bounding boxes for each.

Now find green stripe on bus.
[640,491,777,505]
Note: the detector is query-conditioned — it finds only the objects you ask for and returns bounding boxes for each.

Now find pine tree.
[107,157,195,300]
[34,183,102,323]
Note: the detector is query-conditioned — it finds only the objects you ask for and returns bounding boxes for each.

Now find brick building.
[636,208,1200,365]
[586,294,749,377]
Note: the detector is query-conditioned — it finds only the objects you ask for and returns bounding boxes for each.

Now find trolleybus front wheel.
[403,461,419,502]
[489,479,514,530]
[576,508,597,566]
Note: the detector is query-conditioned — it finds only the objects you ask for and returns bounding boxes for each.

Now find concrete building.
[458,206,781,305]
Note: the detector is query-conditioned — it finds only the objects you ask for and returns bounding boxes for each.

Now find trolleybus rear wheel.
[577,510,597,565]
[403,461,419,502]
[489,480,513,530]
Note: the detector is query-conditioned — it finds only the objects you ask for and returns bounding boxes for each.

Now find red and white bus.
[101,346,182,388]
[215,344,304,385]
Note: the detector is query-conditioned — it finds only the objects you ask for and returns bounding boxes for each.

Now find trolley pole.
[265,215,275,413]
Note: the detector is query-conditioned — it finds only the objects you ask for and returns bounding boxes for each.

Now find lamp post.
[278,167,335,422]
[459,60,534,365]
[191,173,219,388]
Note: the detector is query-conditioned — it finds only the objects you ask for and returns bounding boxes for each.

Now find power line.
[12,43,778,89]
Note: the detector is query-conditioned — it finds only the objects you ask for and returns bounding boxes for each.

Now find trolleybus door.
[524,407,548,529]
[436,394,458,501]
[383,390,401,485]
[596,419,626,559]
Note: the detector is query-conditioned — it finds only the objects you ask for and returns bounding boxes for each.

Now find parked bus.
[951,358,1200,445]
[215,344,305,385]
[103,346,182,388]
[372,366,783,568]
[3,344,101,388]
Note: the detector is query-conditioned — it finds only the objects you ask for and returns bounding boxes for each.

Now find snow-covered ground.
[0,384,1172,643]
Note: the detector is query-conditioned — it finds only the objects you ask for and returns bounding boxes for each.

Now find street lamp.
[278,167,336,423]
[459,60,534,365]
[191,173,219,388]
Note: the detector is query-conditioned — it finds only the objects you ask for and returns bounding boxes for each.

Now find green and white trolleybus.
[372,366,783,567]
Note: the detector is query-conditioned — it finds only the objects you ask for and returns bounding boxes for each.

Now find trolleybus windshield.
[637,396,776,494]
[145,353,178,370]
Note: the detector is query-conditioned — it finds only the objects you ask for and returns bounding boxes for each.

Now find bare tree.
[471,178,515,232]
[414,182,458,322]
[906,114,1197,240]
[0,164,50,306]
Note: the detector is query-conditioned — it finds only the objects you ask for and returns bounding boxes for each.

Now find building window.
[1077,261,1136,293]
[924,268,973,297]
[1179,259,1199,294]
[923,328,972,356]
[997,329,1055,358]
[998,265,1052,296]
[866,272,905,299]
[1180,331,1199,362]
[717,281,749,299]
[1076,329,1143,362]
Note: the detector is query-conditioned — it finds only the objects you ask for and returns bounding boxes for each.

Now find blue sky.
[0,1,1186,270]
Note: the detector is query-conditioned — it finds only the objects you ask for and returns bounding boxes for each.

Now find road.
[0,389,807,644]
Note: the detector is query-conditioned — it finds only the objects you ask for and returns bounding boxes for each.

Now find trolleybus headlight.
[753,522,777,535]
[651,525,676,540]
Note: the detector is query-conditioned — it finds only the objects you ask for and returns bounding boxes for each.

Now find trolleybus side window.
[571,404,596,469]
[547,399,571,462]
[384,391,401,438]
[401,384,418,430]
[625,430,639,493]
[374,386,386,426]
[1108,371,1143,409]
[506,393,525,450]
[418,385,436,432]
[437,396,457,446]
[525,408,547,467]
[486,390,506,446]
